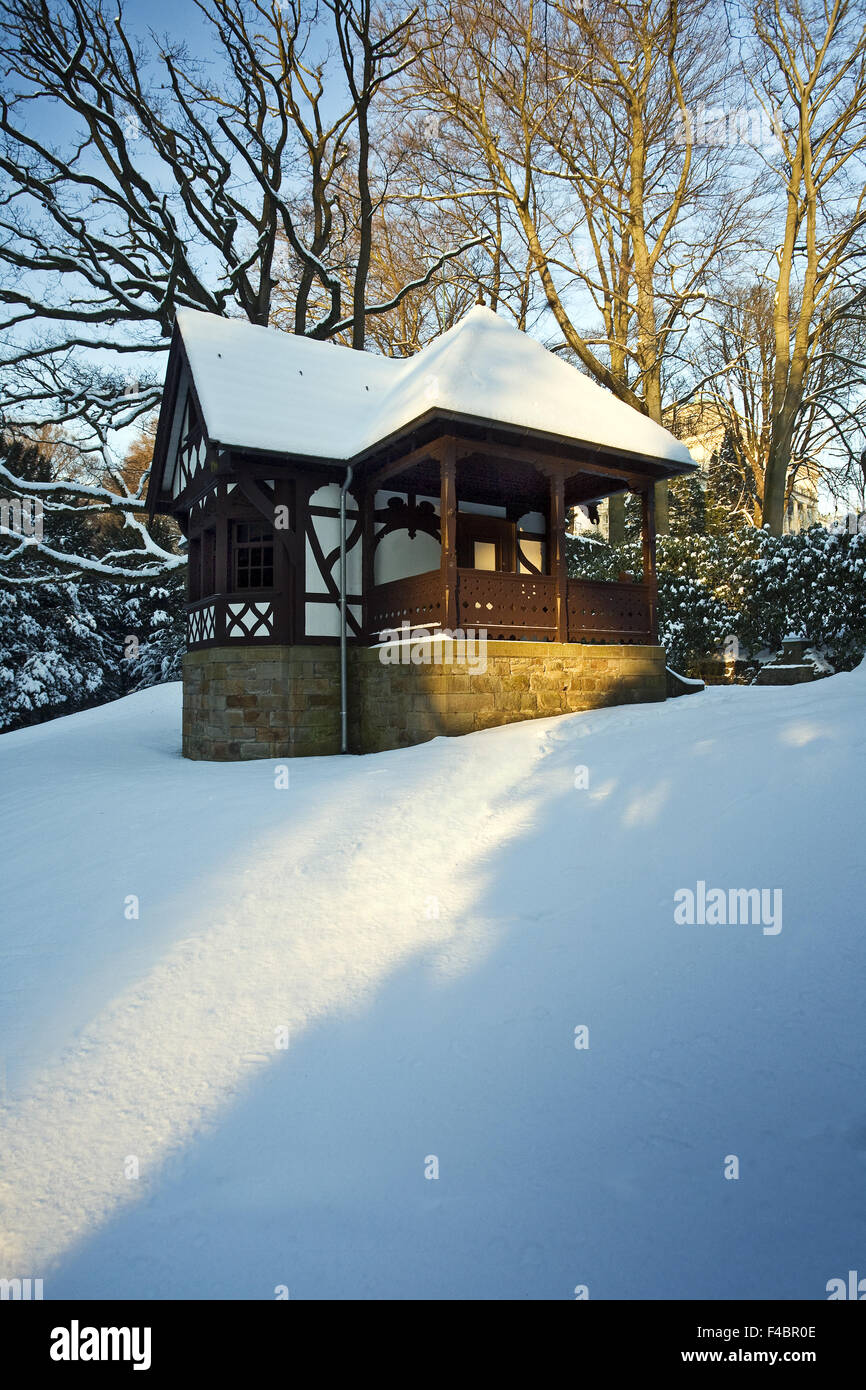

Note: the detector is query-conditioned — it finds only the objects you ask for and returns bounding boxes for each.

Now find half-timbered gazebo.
[147,305,697,758]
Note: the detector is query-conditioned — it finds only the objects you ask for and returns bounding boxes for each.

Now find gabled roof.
[168,305,696,470]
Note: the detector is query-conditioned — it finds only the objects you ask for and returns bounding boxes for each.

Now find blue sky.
[119,0,213,43]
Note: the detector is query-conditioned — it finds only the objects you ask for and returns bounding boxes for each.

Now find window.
[456,514,516,570]
[232,522,274,590]
[473,540,498,571]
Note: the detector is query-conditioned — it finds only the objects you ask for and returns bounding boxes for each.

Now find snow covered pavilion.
[147,305,697,758]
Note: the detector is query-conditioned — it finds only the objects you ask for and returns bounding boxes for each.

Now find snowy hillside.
[1,671,864,1300]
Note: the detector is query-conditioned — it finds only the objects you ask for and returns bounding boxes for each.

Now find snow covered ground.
[0,669,864,1300]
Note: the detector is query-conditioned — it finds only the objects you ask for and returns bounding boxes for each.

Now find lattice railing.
[566,579,654,644]
[225,599,274,640]
[186,592,277,649]
[187,601,217,647]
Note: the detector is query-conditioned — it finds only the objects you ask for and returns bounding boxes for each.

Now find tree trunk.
[762,414,795,535]
[608,492,626,546]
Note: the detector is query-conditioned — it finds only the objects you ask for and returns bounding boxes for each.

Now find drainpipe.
[339,465,354,754]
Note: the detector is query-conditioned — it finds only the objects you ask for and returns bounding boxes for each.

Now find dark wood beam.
[147,328,182,520]
[215,513,228,622]
[460,438,642,488]
[237,475,278,530]
[550,472,568,642]
[640,486,658,643]
[440,440,458,633]
[354,409,696,484]
[364,437,451,493]
[366,434,644,502]
[361,482,375,641]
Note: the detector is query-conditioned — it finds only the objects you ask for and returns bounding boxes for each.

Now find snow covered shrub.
[568,524,866,675]
[735,527,866,671]
[0,435,185,731]
[566,534,622,582]
[568,532,737,669]
[0,574,185,733]
[121,578,185,692]
[0,583,118,731]
[656,570,735,672]
[636,534,744,669]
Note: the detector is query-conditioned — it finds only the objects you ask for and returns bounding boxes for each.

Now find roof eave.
[147,322,219,518]
[350,406,698,481]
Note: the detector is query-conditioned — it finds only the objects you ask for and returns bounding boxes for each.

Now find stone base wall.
[353,641,666,754]
[183,641,667,760]
[754,662,822,686]
[183,646,341,760]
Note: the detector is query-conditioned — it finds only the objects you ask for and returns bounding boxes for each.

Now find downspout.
[339,465,354,754]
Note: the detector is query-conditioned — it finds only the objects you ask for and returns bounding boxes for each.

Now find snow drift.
[0,670,864,1298]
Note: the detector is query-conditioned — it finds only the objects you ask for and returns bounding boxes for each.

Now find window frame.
[231,520,275,592]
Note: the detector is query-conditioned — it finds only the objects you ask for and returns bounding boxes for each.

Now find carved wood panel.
[457,569,557,640]
[567,579,653,644]
[367,570,444,636]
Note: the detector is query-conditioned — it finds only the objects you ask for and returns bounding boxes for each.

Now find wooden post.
[550,471,568,642]
[272,479,291,643]
[291,478,313,643]
[641,485,658,643]
[440,441,458,633]
[286,479,304,645]
[215,512,229,644]
[361,482,375,640]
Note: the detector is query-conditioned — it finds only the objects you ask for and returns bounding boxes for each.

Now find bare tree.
[406,0,746,532]
[0,0,486,577]
[744,0,866,533]
[684,279,866,525]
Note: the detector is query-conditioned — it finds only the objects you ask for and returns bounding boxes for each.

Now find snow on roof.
[175,305,696,468]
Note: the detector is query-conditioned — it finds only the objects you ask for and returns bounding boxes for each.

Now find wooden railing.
[566,578,654,645]
[367,569,656,644]
[366,569,444,636]
[190,574,656,646]
[185,591,279,648]
[458,568,557,640]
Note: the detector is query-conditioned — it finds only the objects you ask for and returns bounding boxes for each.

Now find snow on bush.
[0,577,184,733]
[568,525,866,674]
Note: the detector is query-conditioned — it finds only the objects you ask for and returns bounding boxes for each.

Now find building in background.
[666,398,824,533]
